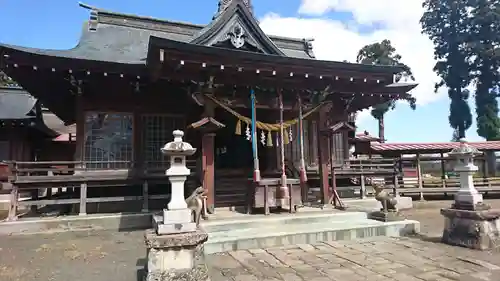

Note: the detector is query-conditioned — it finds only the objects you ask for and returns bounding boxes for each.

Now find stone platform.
[441,208,500,250]
[201,210,419,254]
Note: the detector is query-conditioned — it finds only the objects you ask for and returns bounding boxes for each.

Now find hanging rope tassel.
[267,131,273,147]
[235,120,242,135]
[283,128,290,145]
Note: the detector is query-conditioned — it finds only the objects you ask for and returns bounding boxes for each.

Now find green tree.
[0,71,16,87]
[356,39,416,142]
[421,0,473,139]
[468,0,500,140]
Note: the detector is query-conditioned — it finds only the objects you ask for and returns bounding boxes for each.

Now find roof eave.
[148,36,405,75]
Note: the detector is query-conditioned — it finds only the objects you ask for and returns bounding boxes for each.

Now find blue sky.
[0,0,485,143]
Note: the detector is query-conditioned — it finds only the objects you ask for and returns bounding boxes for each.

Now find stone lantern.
[161,130,196,211]
[144,130,209,281]
[448,138,484,210]
[441,139,500,250]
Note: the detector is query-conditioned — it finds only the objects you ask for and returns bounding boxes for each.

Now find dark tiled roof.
[0,87,37,119]
[0,87,70,137]
[0,3,314,65]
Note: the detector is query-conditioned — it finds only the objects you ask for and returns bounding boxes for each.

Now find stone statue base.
[441,208,500,250]
[451,201,491,211]
[143,229,209,281]
[368,210,404,222]
[153,210,197,235]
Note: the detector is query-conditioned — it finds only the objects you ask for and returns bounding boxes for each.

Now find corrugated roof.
[371,141,500,152]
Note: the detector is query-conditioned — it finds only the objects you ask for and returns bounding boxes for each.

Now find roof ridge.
[77,2,310,44]
[78,2,204,28]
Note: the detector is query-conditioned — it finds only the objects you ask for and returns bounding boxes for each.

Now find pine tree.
[421,0,473,139]
[468,0,500,140]
[356,39,416,142]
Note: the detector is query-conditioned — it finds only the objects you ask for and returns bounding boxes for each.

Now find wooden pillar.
[74,94,84,166]
[317,110,330,205]
[202,100,216,214]
[329,147,337,206]
[311,120,319,167]
[133,110,147,212]
[481,156,487,180]
[74,92,85,213]
[392,157,400,196]
[416,153,423,201]
[202,133,215,214]
[484,155,489,177]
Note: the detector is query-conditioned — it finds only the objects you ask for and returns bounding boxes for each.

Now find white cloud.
[259,0,445,129]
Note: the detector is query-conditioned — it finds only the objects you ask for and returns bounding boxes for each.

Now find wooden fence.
[2,160,197,221]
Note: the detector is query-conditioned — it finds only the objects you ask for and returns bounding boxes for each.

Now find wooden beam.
[154,48,393,84]
[157,62,397,93]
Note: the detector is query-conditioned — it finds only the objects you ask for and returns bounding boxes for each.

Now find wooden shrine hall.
[0,0,418,219]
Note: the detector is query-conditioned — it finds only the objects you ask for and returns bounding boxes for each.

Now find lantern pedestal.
[143,130,209,281]
[441,139,500,250]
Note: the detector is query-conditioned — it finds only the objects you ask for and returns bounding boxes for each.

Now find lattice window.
[83,112,133,169]
[332,131,345,165]
[142,114,184,169]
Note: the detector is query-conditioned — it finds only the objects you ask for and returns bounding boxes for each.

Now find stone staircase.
[201,210,419,254]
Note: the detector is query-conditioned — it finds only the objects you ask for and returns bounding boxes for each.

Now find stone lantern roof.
[160,130,196,156]
[449,138,482,156]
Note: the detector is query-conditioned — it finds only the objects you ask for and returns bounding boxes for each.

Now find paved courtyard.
[0,200,500,281]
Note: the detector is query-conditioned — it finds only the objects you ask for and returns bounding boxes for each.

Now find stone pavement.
[1,199,500,281]
[1,231,499,281]
[207,237,500,281]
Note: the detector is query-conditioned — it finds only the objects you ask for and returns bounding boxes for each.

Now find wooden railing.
[334,158,398,174]
[396,176,500,198]
[2,160,197,221]
[306,158,400,200]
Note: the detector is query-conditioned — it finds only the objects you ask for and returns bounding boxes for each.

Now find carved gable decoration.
[190,1,285,56]
[209,15,265,52]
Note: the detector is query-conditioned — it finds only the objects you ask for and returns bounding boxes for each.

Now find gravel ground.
[0,200,500,281]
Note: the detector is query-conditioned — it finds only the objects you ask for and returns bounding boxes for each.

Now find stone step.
[201,211,419,254]
[202,211,368,232]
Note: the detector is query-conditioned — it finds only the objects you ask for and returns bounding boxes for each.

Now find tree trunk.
[378,115,385,143]
[458,124,465,139]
